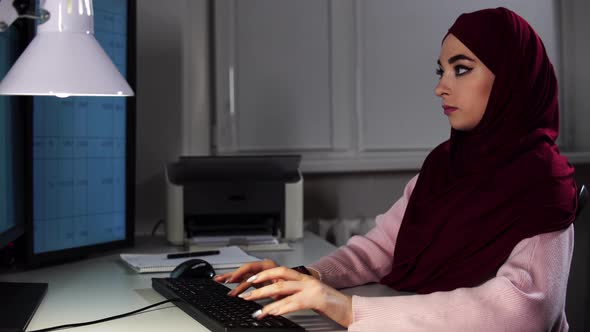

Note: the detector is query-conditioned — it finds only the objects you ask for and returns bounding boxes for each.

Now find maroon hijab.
[380,7,577,294]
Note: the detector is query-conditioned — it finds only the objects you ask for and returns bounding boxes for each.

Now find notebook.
[120,246,261,273]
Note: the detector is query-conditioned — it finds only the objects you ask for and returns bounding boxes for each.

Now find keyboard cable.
[28,298,182,332]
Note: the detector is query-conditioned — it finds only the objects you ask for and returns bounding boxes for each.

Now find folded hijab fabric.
[380,7,577,294]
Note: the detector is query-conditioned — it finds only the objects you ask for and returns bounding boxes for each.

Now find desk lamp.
[0,0,134,97]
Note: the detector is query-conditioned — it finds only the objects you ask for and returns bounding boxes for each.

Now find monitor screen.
[26,0,135,265]
[0,17,26,249]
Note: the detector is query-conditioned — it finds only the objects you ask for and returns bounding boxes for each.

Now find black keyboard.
[152,278,306,332]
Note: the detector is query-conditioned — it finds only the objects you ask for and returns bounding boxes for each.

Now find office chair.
[576,184,588,218]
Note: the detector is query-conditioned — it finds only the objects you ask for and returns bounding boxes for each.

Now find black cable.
[28,298,181,332]
[151,219,164,236]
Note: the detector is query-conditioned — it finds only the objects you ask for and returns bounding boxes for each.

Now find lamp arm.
[0,0,49,32]
[0,0,19,31]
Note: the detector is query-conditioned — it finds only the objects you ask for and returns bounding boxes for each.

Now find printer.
[165,155,303,245]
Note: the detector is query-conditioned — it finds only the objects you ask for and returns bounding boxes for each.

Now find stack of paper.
[190,235,279,246]
[186,235,293,252]
[120,246,260,273]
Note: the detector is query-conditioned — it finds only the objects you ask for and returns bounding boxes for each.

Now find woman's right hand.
[213,259,279,296]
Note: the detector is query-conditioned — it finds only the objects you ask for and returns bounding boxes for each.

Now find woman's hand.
[213,259,280,296]
[237,266,353,328]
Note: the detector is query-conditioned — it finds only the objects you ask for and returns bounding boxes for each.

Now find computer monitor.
[0,3,27,252]
[0,10,48,332]
[24,0,136,266]
[0,107,24,247]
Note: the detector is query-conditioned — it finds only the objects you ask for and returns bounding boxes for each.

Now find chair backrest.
[577,184,588,218]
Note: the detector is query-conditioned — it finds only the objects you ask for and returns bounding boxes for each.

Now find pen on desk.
[167,250,220,259]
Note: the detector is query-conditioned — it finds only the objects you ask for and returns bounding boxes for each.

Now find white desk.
[0,232,399,332]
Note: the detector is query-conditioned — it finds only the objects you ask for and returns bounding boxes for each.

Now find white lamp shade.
[0,32,133,97]
[0,0,133,97]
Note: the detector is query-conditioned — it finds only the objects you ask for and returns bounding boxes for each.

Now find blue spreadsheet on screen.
[32,0,129,254]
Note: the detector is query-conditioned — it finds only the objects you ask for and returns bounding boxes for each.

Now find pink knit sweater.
[310,175,574,332]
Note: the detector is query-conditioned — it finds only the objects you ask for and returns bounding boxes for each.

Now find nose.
[434,78,449,97]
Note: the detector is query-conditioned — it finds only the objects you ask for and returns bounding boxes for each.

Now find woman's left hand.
[235,266,353,327]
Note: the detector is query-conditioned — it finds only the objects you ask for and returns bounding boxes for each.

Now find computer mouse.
[170,259,216,279]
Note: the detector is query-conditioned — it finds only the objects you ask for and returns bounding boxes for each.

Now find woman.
[214,7,578,331]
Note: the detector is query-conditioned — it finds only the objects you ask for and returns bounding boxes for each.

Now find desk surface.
[0,232,398,332]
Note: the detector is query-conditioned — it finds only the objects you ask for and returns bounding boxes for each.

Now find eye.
[454,65,472,76]
[435,67,444,79]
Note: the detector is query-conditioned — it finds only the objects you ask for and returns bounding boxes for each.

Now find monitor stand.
[0,282,48,332]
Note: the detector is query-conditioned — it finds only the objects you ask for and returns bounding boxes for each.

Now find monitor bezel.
[23,0,136,267]
[0,15,33,251]
[0,225,23,250]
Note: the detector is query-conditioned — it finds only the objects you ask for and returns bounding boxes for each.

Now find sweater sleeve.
[349,225,574,332]
[309,174,419,289]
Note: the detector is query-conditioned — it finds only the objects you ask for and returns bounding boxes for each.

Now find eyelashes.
[436,65,473,79]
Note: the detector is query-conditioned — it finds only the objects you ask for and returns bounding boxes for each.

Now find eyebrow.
[437,54,476,66]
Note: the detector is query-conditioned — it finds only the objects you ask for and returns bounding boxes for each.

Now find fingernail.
[227,290,233,296]
[224,279,230,284]
[246,275,258,283]
[238,291,251,298]
[252,309,262,318]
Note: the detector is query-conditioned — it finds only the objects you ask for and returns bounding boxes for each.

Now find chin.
[449,121,473,132]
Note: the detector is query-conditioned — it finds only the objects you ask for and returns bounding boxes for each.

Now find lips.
[442,105,458,115]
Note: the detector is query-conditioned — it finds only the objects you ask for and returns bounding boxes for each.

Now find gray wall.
[136,0,184,233]
[561,0,590,150]
[303,171,414,219]
[135,1,590,330]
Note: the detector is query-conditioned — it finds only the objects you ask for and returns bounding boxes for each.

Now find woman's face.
[435,33,495,131]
